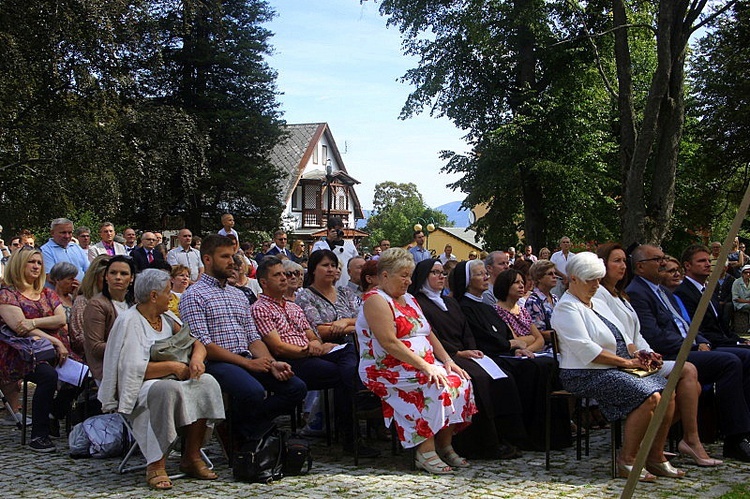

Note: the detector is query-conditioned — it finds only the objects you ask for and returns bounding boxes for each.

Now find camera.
[335,229,344,239]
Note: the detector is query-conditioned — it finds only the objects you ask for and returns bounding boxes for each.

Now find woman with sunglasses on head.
[524,260,559,345]
[410,258,524,460]
[282,259,304,302]
[295,249,360,343]
[0,247,73,451]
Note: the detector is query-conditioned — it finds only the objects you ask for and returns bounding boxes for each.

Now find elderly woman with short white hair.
[551,252,682,482]
[99,269,224,491]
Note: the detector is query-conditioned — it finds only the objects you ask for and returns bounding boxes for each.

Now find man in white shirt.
[122,227,138,255]
[550,236,572,297]
[438,244,457,265]
[167,228,204,283]
[88,222,127,262]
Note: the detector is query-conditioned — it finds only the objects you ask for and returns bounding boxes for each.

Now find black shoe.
[343,440,381,458]
[497,443,523,460]
[723,438,750,462]
[29,436,56,453]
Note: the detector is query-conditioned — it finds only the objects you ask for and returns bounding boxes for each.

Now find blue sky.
[265,0,469,210]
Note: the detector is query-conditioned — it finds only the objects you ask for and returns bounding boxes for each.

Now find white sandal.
[437,445,470,468]
[415,450,453,474]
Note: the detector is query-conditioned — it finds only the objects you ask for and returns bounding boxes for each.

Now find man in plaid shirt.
[251,256,380,458]
[180,235,306,442]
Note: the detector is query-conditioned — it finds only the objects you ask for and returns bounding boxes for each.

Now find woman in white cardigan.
[594,242,720,467]
[99,269,224,490]
[551,252,682,482]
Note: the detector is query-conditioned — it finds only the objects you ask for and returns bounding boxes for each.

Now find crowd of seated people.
[6,214,750,489]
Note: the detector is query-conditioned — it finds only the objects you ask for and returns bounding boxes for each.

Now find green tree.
[369,0,735,248]
[0,0,285,235]
[365,182,450,248]
[685,1,750,243]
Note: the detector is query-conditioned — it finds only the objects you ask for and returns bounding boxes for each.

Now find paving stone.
[1,419,748,498]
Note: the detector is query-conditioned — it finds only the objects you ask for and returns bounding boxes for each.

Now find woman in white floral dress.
[356,248,476,474]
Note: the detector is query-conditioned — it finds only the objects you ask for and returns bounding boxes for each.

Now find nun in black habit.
[449,260,571,451]
[409,258,525,459]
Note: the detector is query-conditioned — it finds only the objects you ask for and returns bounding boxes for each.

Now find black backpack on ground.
[233,424,285,483]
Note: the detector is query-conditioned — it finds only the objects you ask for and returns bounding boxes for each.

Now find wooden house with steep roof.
[269,123,368,246]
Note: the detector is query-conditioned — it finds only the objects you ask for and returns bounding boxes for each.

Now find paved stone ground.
[1,416,748,499]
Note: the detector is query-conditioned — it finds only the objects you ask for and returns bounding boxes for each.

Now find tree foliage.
[372,0,738,249]
[364,181,450,248]
[0,0,284,235]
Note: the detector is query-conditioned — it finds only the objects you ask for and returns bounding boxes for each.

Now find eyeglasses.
[429,270,448,277]
[637,256,666,263]
[10,242,21,247]
[471,272,489,278]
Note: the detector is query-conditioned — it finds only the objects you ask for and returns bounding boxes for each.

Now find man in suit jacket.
[266,229,292,259]
[131,231,165,272]
[627,243,750,461]
[675,244,750,348]
[88,222,127,262]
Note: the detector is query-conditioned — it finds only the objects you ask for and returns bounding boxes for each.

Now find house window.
[291,186,301,211]
[312,145,319,164]
[321,145,328,165]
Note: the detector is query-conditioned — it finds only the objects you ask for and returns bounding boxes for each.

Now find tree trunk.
[618,0,687,246]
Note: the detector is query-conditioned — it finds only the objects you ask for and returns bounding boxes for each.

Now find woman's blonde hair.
[377,247,415,276]
[4,247,45,292]
[78,254,110,300]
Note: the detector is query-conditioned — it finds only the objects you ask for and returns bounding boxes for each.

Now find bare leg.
[435,427,453,450]
[620,392,659,464]
[673,363,711,459]
[1,381,21,412]
[181,419,208,464]
[647,393,675,463]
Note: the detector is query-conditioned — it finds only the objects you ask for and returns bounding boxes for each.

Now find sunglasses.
[285,271,301,277]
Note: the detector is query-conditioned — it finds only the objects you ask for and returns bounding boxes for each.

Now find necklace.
[138,307,162,330]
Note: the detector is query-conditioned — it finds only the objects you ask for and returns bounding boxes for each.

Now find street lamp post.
[325,159,333,227]
[413,217,437,254]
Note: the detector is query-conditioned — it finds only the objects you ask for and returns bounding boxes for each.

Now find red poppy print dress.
[355,289,476,449]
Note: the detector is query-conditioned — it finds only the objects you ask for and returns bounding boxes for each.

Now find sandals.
[616,461,656,483]
[179,459,218,480]
[146,469,173,490]
[437,445,470,468]
[415,450,453,474]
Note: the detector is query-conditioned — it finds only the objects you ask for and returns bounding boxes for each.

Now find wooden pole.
[621,184,750,498]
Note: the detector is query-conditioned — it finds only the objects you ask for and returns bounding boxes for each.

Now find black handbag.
[232,424,286,483]
[283,435,313,476]
[0,324,57,364]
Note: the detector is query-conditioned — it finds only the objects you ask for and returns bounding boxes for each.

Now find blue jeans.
[205,361,307,440]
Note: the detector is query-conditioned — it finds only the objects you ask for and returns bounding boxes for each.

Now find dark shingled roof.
[270,123,325,204]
